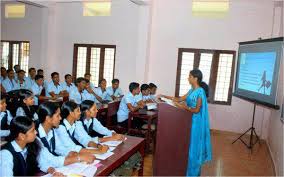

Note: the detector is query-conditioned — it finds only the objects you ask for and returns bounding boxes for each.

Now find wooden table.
[128,110,158,152]
[96,135,145,176]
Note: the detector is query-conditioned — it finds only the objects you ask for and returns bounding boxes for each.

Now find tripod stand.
[232,102,260,152]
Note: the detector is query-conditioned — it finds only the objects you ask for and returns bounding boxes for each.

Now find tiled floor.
[142,130,275,176]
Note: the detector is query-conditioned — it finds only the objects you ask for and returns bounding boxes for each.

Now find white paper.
[100,140,122,147]
[94,151,114,160]
[160,97,175,106]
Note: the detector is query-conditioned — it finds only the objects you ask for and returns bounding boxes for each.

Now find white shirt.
[83,118,114,137]
[16,107,39,121]
[69,87,83,105]
[105,86,123,101]
[31,83,44,105]
[46,82,64,97]
[2,78,17,92]
[38,124,55,150]
[94,87,108,102]
[117,92,138,122]
[61,82,76,93]
[0,110,13,137]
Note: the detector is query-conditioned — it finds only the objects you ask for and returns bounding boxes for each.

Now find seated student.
[82,79,99,102]
[105,79,123,101]
[136,84,153,103]
[2,69,17,92]
[16,89,39,122]
[94,79,108,103]
[1,67,7,82]
[0,116,65,176]
[117,82,145,127]
[15,70,29,90]
[37,102,95,163]
[84,73,95,90]
[31,75,50,107]
[80,100,124,141]
[37,69,49,88]
[26,67,37,89]
[13,64,20,81]
[61,74,76,94]
[0,94,13,138]
[46,72,66,98]
[69,77,86,105]
[54,101,109,156]
[149,83,157,100]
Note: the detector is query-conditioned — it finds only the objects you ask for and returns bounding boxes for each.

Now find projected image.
[238,52,276,95]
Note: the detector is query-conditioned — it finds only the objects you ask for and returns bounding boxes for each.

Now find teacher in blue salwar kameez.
[160,69,212,176]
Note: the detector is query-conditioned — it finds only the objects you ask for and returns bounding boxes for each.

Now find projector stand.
[232,102,260,152]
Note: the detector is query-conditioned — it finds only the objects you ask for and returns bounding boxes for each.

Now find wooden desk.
[128,110,158,152]
[96,135,145,176]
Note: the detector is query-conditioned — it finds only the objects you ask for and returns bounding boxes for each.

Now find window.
[176,48,236,105]
[73,44,116,87]
[0,41,30,73]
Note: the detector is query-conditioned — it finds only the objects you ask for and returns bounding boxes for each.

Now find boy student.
[94,79,108,103]
[136,84,153,103]
[84,73,95,90]
[46,72,66,98]
[31,75,50,106]
[15,70,29,90]
[0,93,13,138]
[149,83,157,100]
[2,69,17,92]
[69,77,87,105]
[61,74,76,94]
[37,69,49,88]
[105,79,123,101]
[117,82,145,127]
[26,67,37,88]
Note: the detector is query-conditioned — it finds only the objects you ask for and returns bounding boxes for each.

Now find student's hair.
[140,84,149,91]
[51,72,59,78]
[85,79,90,83]
[37,69,43,73]
[80,100,95,118]
[65,74,72,80]
[75,77,86,86]
[129,82,140,92]
[17,69,26,74]
[0,93,7,101]
[149,83,157,89]
[112,79,119,84]
[6,69,14,74]
[84,73,91,77]
[13,64,19,70]
[8,116,40,175]
[28,67,36,73]
[1,67,6,71]
[61,101,79,118]
[189,69,209,98]
[18,89,33,103]
[38,102,60,123]
[35,74,44,81]
[99,78,106,85]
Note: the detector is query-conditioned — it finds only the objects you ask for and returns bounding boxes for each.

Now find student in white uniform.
[0,116,64,176]
[54,101,109,156]
[82,79,98,102]
[15,70,29,90]
[84,73,96,90]
[46,72,66,98]
[61,74,76,94]
[31,75,50,107]
[69,77,86,105]
[1,67,7,82]
[37,69,49,89]
[94,79,108,103]
[13,64,20,81]
[26,68,37,89]
[0,94,13,138]
[2,69,17,92]
[136,84,153,103]
[117,82,145,127]
[37,102,95,163]
[80,100,124,141]
[16,89,39,123]
[105,79,123,101]
[149,83,157,100]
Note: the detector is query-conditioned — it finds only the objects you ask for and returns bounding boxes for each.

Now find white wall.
[146,0,279,139]
[1,1,45,69]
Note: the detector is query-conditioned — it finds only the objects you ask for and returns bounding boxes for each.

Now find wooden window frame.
[73,44,116,86]
[175,48,236,105]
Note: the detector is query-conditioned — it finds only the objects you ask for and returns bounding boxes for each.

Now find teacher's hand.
[174,101,188,110]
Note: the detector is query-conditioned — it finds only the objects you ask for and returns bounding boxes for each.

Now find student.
[105,79,123,101]
[31,75,50,107]
[80,100,124,141]
[61,74,76,94]
[117,82,145,126]
[69,77,86,105]
[1,67,7,82]
[37,69,49,89]
[46,72,66,98]
[149,83,157,100]
[0,116,65,176]
[84,73,95,90]
[37,102,95,163]
[82,79,98,102]
[26,67,37,88]
[15,70,29,90]
[136,84,153,103]
[13,64,20,81]
[94,79,108,103]
[16,89,39,122]
[2,69,17,92]
[54,101,109,156]
[0,94,13,138]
